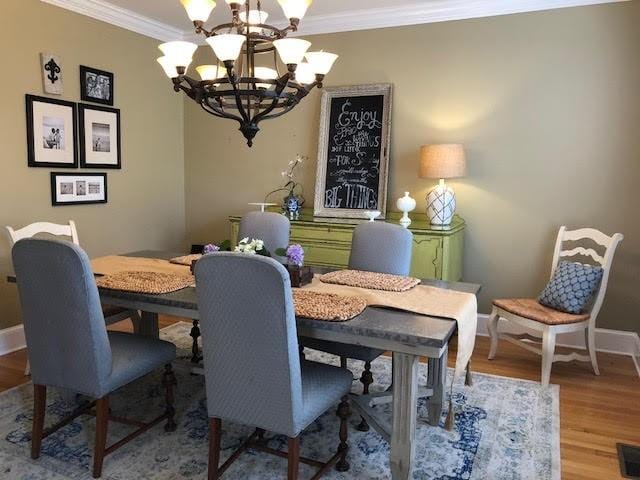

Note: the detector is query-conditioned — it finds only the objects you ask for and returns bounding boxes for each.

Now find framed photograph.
[78,104,121,168]
[51,172,107,206]
[25,94,78,168]
[314,84,393,219]
[80,66,114,105]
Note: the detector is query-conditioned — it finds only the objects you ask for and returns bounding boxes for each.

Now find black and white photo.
[25,95,78,168]
[80,65,114,105]
[79,104,121,168]
[51,172,107,206]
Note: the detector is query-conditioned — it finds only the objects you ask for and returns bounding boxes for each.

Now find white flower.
[254,240,264,250]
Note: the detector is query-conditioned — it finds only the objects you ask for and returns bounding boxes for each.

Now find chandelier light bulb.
[206,34,246,62]
[277,0,312,20]
[180,0,216,22]
[253,67,278,89]
[196,65,220,81]
[295,62,315,85]
[239,10,269,33]
[158,41,198,68]
[273,38,311,66]
[304,51,338,75]
[157,56,191,78]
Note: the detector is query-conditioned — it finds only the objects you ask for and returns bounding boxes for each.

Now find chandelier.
[157,0,338,146]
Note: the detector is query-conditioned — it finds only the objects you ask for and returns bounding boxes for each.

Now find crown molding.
[40,0,184,41]
[43,0,628,45]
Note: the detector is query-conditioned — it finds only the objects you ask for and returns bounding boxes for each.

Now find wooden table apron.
[9,250,480,480]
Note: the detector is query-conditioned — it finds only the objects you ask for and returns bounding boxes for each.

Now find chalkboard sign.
[314,84,392,219]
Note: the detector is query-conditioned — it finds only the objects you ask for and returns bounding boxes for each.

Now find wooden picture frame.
[80,65,114,106]
[51,172,107,206]
[314,84,393,219]
[78,104,121,169]
[25,94,78,168]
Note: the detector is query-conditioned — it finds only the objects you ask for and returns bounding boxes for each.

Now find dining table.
[9,249,480,480]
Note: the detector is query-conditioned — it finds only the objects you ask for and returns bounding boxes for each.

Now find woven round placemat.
[169,254,202,266]
[96,271,194,294]
[292,290,366,322]
[320,269,421,292]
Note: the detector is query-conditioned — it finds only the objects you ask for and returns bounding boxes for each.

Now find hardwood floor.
[1,315,637,479]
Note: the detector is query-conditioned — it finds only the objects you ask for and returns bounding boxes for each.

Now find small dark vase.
[287,265,313,287]
[283,192,304,220]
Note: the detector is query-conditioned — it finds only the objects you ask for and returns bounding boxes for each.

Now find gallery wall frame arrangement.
[314,83,393,219]
[79,65,114,106]
[25,94,78,168]
[78,104,121,169]
[50,172,107,206]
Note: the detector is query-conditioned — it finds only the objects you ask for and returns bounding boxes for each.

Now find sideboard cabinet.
[229,209,465,281]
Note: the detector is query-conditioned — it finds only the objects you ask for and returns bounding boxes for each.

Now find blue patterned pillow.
[538,261,603,314]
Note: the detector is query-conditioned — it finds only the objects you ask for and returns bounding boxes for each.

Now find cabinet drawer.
[291,225,353,245]
[302,242,350,268]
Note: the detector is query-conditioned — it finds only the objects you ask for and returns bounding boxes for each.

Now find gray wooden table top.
[8,250,481,355]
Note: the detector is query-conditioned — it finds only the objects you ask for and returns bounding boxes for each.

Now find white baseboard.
[2,316,639,376]
[0,325,26,356]
[477,314,640,377]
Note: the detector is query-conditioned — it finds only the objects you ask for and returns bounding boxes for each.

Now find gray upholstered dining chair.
[300,222,413,430]
[195,253,352,480]
[238,211,290,263]
[12,238,177,479]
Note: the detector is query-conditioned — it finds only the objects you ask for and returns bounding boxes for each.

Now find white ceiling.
[41,0,629,42]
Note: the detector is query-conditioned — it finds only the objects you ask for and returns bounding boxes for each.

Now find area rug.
[0,322,560,479]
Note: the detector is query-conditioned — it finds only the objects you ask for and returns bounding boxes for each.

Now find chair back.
[12,239,112,397]
[550,226,623,321]
[195,253,303,437]
[5,220,79,246]
[349,222,413,275]
[238,212,290,263]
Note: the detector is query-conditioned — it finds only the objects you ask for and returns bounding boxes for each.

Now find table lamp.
[419,144,466,226]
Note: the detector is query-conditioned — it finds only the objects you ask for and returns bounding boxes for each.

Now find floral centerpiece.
[265,154,306,220]
[277,243,312,287]
[234,237,270,256]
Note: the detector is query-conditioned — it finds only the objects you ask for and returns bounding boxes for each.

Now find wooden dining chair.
[300,222,413,430]
[12,238,177,478]
[238,211,290,263]
[488,226,623,386]
[5,221,140,375]
[195,253,352,480]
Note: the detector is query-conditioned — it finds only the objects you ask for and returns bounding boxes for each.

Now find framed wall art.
[51,172,107,206]
[80,65,114,106]
[25,94,78,168]
[313,84,393,219]
[78,104,121,168]
[40,52,63,95]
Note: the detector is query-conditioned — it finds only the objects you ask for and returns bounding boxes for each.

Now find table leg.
[189,319,202,364]
[132,311,159,338]
[390,352,419,480]
[426,346,448,426]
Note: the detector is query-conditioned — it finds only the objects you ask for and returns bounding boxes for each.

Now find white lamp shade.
[158,41,198,68]
[277,0,312,20]
[206,34,246,62]
[157,56,191,78]
[196,64,221,81]
[295,62,315,85]
[273,38,311,65]
[180,0,216,22]
[239,10,269,33]
[253,67,278,89]
[419,144,467,179]
[304,51,338,75]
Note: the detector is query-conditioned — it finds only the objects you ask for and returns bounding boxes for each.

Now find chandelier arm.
[203,97,244,123]
[251,74,293,124]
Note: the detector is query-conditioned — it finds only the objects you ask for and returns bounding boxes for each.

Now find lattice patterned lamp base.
[426,180,457,225]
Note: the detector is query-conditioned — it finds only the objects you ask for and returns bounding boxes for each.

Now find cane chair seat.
[492,298,590,326]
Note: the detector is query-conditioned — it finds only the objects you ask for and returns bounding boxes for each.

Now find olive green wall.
[184,2,640,333]
[0,0,186,329]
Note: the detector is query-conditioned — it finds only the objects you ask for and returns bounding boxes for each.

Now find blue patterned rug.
[0,322,560,479]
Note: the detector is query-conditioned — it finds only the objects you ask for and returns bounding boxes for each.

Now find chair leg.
[336,395,351,472]
[541,329,556,387]
[340,356,347,369]
[162,364,178,432]
[585,326,600,376]
[31,385,46,459]
[287,436,300,480]
[487,306,500,360]
[25,360,31,377]
[208,418,221,480]
[93,396,109,478]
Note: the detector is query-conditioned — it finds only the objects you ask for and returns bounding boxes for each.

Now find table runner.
[92,255,192,276]
[301,276,477,379]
